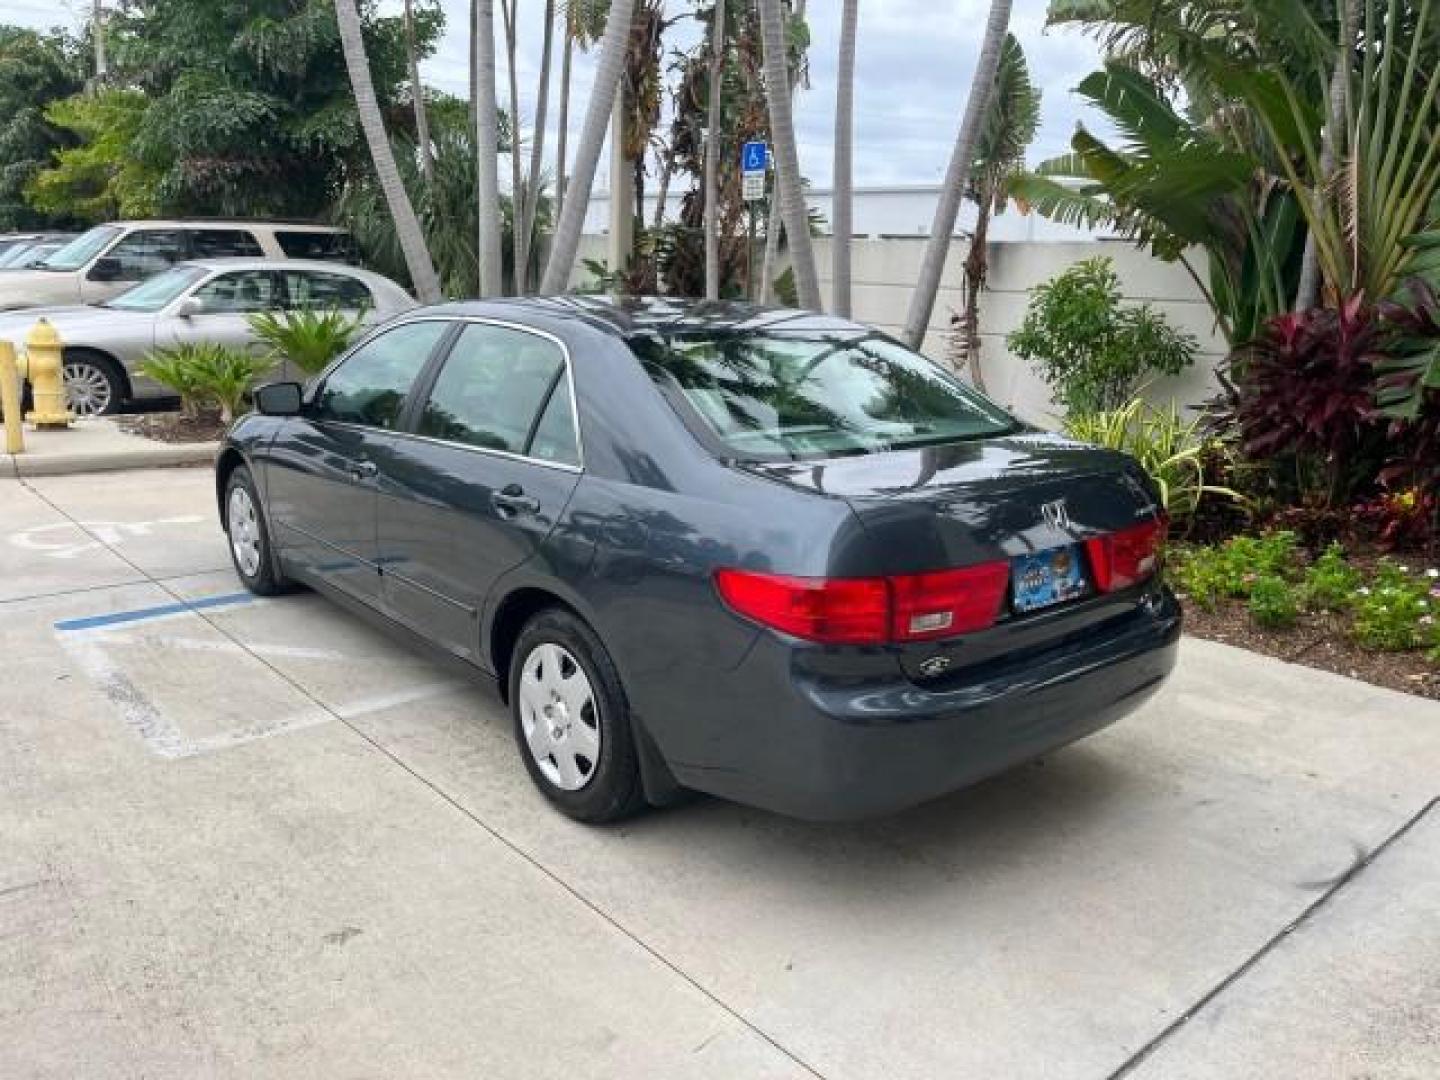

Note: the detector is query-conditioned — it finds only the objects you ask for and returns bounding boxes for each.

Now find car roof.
[96,220,347,232]
[419,295,870,342]
[181,258,371,274]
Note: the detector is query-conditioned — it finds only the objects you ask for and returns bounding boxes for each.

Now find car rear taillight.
[715,564,1009,645]
[1086,515,1168,593]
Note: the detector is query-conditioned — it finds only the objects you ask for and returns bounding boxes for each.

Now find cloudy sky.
[6,0,1107,189]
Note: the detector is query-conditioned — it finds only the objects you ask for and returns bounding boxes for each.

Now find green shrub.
[1171,545,1229,610]
[134,346,210,417]
[248,307,364,376]
[1302,543,1362,612]
[1007,257,1198,415]
[1171,531,1300,609]
[137,343,274,423]
[1064,398,1240,523]
[1248,574,1301,629]
[1351,561,1433,652]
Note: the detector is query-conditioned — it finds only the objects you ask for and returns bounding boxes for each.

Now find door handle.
[492,484,540,518]
[349,459,378,481]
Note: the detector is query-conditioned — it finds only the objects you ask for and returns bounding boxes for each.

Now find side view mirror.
[176,297,204,319]
[254,381,303,417]
[89,256,123,282]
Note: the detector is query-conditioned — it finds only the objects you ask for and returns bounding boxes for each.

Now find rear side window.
[190,229,263,258]
[314,320,449,429]
[636,331,1017,461]
[282,269,372,311]
[101,229,187,281]
[276,231,357,262]
[416,324,569,457]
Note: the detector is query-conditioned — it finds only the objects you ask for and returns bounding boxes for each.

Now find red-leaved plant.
[1232,293,1386,507]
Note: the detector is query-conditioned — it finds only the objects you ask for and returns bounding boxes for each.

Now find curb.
[1,441,218,478]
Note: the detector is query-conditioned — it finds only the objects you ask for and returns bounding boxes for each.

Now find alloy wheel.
[64,360,114,416]
[518,643,601,791]
[227,485,263,579]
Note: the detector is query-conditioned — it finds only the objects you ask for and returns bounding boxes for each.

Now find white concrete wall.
[569,234,1228,427]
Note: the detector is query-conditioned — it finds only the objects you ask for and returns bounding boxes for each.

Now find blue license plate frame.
[1011,544,1090,613]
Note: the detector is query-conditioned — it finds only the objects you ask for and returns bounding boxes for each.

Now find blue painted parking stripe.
[54,592,255,632]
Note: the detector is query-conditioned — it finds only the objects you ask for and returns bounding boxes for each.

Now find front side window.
[417,324,568,457]
[102,265,209,312]
[37,225,121,272]
[190,229,263,258]
[193,270,278,314]
[635,331,1018,461]
[283,269,372,311]
[314,320,449,430]
[99,230,187,282]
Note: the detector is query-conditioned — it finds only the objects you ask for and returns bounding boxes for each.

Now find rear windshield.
[636,331,1018,461]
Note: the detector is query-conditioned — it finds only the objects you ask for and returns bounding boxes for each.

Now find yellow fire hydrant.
[0,340,23,454]
[23,318,72,430]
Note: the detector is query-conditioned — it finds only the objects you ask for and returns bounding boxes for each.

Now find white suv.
[0,220,356,312]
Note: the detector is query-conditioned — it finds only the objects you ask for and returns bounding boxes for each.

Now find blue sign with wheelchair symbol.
[741,141,768,174]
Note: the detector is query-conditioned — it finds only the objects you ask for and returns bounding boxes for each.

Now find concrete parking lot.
[2,466,1438,1079]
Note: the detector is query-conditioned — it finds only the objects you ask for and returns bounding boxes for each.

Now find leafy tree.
[0,26,87,229]
[1007,257,1198,415]
[26,91,163,222]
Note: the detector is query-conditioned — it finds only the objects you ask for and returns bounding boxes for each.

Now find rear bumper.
[668,587,1182,820]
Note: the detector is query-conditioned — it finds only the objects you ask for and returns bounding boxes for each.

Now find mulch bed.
[1181,600,1440,701]
[117,412,228,444]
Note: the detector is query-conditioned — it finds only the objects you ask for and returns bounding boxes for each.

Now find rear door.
[378,321,582,664]
[263,319,452,604]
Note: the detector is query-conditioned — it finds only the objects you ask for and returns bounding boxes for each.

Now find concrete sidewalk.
[0,417,216,477]
[2,468,1437,1079]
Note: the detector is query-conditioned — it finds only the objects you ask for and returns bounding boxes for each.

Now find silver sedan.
[0,258,415,416]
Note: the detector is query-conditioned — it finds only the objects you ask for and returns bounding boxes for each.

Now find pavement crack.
[1104,794,1440,1080]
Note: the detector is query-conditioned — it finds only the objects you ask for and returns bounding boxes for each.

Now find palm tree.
[403,0,434,186]
[500,0,523,292]
[704,0,726,300]
[957,33,1038,391]
[832,0,858,317]
[333,0,442,303]
[475,0,504,297]
[759,0,805,305]
[540,0,637,293]
[556,1,609,225]
[518,0,558,292]
[902,0,1012,349]
[758,0,820,310]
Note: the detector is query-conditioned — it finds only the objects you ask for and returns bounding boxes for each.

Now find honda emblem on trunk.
[1041,499,1072,531]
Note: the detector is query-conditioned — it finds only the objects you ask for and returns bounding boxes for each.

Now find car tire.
[509,609,648,823]
[223,465,292,596]
[63,350,125,417]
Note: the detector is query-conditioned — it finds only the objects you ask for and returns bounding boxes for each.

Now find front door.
[263,319,452,604]
[163,268,280,355]
[378,321,583,664]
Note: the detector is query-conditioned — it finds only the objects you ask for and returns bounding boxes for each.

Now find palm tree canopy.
[971,33,1041,211]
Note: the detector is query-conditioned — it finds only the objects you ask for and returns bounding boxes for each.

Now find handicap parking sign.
[742,141,768,174]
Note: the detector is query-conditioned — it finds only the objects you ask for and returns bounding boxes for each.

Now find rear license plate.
[1011,544,1090,613]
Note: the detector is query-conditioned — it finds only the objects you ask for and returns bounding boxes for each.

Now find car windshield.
[101,265,208,312]
[638,330,1019,461]
[0,245,36,269]
[37,225,122,271]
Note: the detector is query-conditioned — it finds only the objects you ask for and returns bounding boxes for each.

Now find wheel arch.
[215,446,249,526]
[487,586,585,703]
[62,345,133,402]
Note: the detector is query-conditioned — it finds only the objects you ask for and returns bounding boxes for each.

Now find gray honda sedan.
[0,259,413,416]
[216,297,1180,822]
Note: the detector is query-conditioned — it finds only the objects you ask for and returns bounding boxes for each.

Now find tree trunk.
[469,0,479,135]
[475,0,505,297]
[757,0,820,310]
[902,0,1011,349]
[555,23,574,223]
[651,145,675,230]
[704,0,726,300]
[1295,0,1358,312]
[540,0,637,294]
[334,0,442,304]
[403,0,434,187]
[501,0,524,293]
[519,0,557,293]
[832,0,857,317]
[961,185,992,391]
